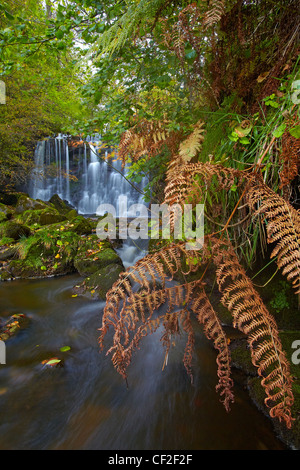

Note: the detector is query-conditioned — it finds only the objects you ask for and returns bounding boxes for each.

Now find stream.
[0,240,286,450]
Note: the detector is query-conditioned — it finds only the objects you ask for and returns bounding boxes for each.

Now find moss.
[0,220,31,240]
[69,215,92,235]
[17,208,67,227]
[0,202,13,222]
[66,209,78,220]
[229,338,257,375]
[14,194,48,214]
[49,194,73,214]
[74,234,123,276]
[73,263,124,300]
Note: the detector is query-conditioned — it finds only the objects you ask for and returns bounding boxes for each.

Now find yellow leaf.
[257,71,270,83]
[55,254,60,259]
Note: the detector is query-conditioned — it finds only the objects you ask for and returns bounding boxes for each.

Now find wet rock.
[0,313,30,341]
[74,235,123,277]
[17,208,67,227]
[72,262,124,300]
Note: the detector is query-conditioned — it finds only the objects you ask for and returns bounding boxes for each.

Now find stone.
[73,263,124,300]
[49,194,74,214]
[74,237,123,277]
[0,221,31,240]
[14,194,48,214]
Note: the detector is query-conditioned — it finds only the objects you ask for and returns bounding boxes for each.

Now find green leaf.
[44,358,61,366]
[57,240,63,246]
[55,29,65,40]
[4,10,14,21]
[60,346,71,352]
[239,137,250,144]
[289,125,300,139]
[40,265,47,271]
[272,123,286,138]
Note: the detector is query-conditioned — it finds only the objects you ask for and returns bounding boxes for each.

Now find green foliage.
[0,0,87,187]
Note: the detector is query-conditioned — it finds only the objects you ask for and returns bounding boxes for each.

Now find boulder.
[49,194,74,214]
[17,208,67,227]
[0,221,31,240]
[0,191,23,206]
[0,202,13,222]
[72,263,124,300]
[74,235,123,277]
[68,215,92,235]
[14,194,48,214]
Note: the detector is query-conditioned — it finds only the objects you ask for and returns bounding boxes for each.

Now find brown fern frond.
[99,242,205,348]
[164,161,246,230]
[179,120,205,162]
[118,118,179,167]
[210,236,294,428]
[203,0,225,30]
[279,128,300,194]
[191,286,235,412]
[246,182,300,294]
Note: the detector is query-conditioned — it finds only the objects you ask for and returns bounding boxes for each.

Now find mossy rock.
[0,212,7,223]
[0,202,13,222]
[49,194,74,214]
[39,210,67,226]
[72,263,124,300]
[17,208,67,227]
[68,216,93,235]
[74,235,123,276]
[0,221,31,241]
[0,191,24,206]
[14,195,49,214]
[0,313,30,341]
[0,246,17,261]
[66,209,78,220]
[5,259,42,279]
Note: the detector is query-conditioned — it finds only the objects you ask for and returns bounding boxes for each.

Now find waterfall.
[29,135,148,217]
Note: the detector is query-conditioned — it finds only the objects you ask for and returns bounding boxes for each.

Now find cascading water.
[29,135,147,217]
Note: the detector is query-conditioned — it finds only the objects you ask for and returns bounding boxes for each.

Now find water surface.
[0,272,285,450]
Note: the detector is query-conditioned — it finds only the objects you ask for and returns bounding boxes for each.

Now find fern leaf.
[179,121,205,162]
[191,287,235,411]
[210,236,294,428]
[203,0,225,30]
[247,182,300,294]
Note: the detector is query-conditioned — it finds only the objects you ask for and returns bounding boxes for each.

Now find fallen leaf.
[257,71,270,83]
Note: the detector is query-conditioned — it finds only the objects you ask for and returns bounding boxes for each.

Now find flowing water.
[0,138,287,449]
[29,135,147,216]
[0,240,286,450]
